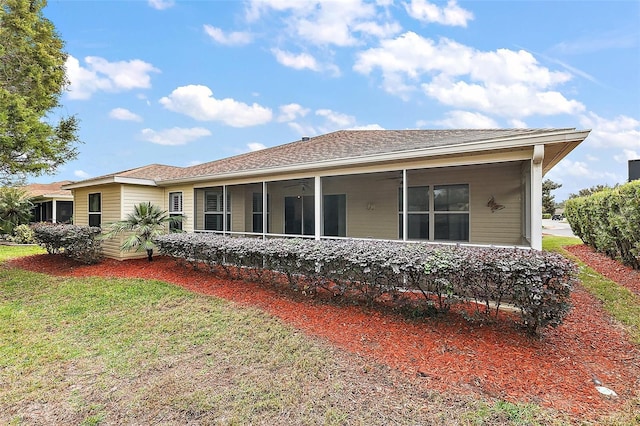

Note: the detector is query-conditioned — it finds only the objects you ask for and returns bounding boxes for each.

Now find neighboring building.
[23,181,74,224]
[629,159,640,181]
[63,128,590,259]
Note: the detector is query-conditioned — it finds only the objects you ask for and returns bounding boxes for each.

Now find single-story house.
[23,181,74,224]
[63,128,590,259]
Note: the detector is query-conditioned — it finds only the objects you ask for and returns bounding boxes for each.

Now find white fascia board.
[62,176,158,189]
[159,129,591,186]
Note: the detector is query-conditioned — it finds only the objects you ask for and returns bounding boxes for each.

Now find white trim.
[530,145,544,250]
[63,176,158,190]
[314,176,321,241]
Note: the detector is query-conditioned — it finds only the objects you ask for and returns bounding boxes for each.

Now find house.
[63,129,590,259]
[23,181,74,224]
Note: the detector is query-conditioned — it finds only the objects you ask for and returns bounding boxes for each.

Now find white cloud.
[109,108,142,122]
[614,149,640,163]
[316,109,356,128]
[432,110,499,129]
[203,25,253,46]
[405,0,473,27]
[74,170,90,179]
[159,85,273,127]
[579,112,640,150]
[246,0,400,46]
[65,55,160,100]
[348,124,385,130]
[509,119,528,128]
[271,49,320,71]
[248,142,267,151]
[277,103,310,122]
[148,0,174,10]
[140,127,212,146]
[354,32,584,118]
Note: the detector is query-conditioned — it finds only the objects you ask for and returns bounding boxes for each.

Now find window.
[398,186,429,240]
[204,190,230,231]
[398,184,469,242]
[252,192,270,233]
[169,192,183,231]
[88,193,101,227]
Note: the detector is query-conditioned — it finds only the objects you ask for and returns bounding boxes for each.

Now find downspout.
[262,181,267,239]
[531,145,544,250]
[52,199,57,223]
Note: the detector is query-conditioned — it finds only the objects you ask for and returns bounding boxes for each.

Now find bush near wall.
[565,180,640,269]
[32,223,103,264]
[156,234,576,335]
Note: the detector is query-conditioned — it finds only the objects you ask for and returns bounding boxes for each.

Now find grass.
[0,244,633,425]
[0,244,45,261]
[543,235,640,345]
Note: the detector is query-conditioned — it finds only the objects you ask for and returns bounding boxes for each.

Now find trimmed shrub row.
[156,233,576,334]
[32,223,103,264]
[565,180,640,269]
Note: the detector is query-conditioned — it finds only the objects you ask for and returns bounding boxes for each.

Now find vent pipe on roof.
[301,136,310,141]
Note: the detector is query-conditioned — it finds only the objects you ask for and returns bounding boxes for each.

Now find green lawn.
[1,244,636,425]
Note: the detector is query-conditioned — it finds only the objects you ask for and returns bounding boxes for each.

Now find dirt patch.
[9,253,640,421]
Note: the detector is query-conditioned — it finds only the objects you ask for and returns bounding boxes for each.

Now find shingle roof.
[162,128,576,181]
[23,181,74,197]
[66,128,585,188]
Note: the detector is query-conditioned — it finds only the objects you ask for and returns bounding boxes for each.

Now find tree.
[542,179,561,215]
[568,184,614,199]
[0,186,33,235]
[101,202,183,261]
[0,0,80,186]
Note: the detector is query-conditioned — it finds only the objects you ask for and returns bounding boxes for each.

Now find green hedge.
[156,234,577,335]
[565,180,640,269]
[32,223,103,264]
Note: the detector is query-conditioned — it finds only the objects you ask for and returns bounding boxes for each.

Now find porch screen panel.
[323,194,346,237]
[204,190,230,231]
[434,184,469,241]
[252,192,270,233]
[398,186,429,240]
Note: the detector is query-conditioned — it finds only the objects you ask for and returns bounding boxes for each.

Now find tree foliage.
[0,186,33,235]
[542,179,561,215]
[568,184,614,199]
[0,0,80,185]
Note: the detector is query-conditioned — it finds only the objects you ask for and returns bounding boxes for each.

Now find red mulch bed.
[566,244,640,297]
[8,251,640,421]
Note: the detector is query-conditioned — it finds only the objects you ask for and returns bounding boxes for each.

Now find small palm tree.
[102,202,183,261]
[0,187,34,236]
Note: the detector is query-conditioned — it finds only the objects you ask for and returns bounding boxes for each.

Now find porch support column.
[262,181,267,239]
[531,145,544,250]
[223,185,227,235]
[52,199,57,223]
[314,176,321,240]
[402,169,408,241]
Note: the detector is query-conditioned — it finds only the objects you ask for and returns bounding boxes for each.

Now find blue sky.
[42,0,639,201]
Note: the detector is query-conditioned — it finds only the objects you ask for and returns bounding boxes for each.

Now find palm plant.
[0,187,34,236]
[102,202,183,261]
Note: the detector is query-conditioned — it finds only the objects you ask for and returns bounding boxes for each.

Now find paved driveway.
[542,218,577,238]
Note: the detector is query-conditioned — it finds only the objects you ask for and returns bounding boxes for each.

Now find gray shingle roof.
[163,128,575,181]
[66,128,583,187]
